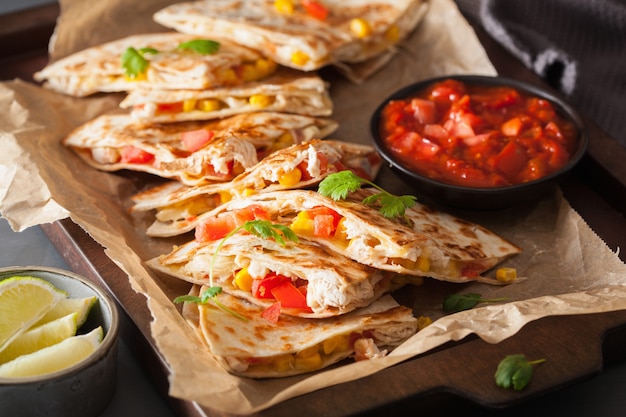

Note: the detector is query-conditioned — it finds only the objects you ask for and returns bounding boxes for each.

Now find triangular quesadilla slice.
[192,188,521,284]
[34,32,277,97]
[148,233,397,318]
[131,139,382,236]
[120,67,333,123]
[153,0,429,73]
[62,112,338,185]
[180,286,418,378]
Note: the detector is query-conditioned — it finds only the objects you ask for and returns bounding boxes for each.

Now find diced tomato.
[252,273,291,299]
[501,117,523,136]
[306,206,342,237]
[443,119,475,139]
[120,146,154,164]
[429,79,466,105]
[181,129,215,152]
[155,102,184,114]
[195,205,268,242]
[234,204,269,223]
[271,281,311,310]
[410,98,436,125]
[194,214,237,242]
[494,141,528,178]
[262,302,281,323]
[302,0,328,20]
[423,124,448,141]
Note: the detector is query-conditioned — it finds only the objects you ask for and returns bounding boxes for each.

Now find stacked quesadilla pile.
[31,0,524,379]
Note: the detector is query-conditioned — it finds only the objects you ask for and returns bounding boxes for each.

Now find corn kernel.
[291,50,310,67]
[271,132,295,152]
[322,335,349,355]
[416,316,433,331]
[242,188,256,197]
[183,99,197,112]
[249,94,274,108]
[295,352,322,370]
[234,268,254,291]
[297,344,320,358]
[256,58,277,77]
[272,354,294,372]
[274,0,294,14]
[278,168,303,187]
[385,25,400,42]
[218,68,238,84]
[332,217,350,246]
[350,18,372,39]
[218,191,232,203]
[290,211,315,235]
[416,255,430,272]
[198,99,222,112]
[496,267,518,283]
[239,64,256,82]
[124,71,147,82]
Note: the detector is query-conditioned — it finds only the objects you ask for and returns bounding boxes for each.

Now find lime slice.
[0,276,68,352]
[0,312,79,364]
[35,296,98,328]
[0,326,103,378]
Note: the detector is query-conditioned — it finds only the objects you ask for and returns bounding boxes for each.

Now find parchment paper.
[1,0,626,414]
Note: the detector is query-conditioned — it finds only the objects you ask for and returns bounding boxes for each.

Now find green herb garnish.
[174,286,248,322]
[121,47,158,78]
[442,292,509,313]
[495,354,546,390]
[177,39,221,54]
[318,170,417,221]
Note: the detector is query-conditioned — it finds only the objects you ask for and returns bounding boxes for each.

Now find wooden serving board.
[4,4,626,416]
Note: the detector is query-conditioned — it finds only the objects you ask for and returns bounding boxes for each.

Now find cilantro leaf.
[173,286,248,322]
[318,170,417,221]
[442,292,509,313]
[243,220,299,246]
[121,47,152,78]
[177,39,220,55]
[318,170,364,200]
[495,354,546,390]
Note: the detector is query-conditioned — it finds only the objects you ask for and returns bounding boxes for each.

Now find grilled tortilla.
[34,32,277,97]
[148,233,396,318]
[120,67,333,123]
[192,189,522,284]
[62,112,338,185]
[153,0,429,73]
[131,139,382,236]
[181,287,418,378]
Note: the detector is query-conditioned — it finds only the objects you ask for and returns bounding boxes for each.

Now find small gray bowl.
[0,266,119,417]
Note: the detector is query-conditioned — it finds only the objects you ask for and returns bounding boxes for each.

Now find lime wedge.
[0,312,79,364]
[35,296,98,328]
[0,326,103,378]
[0,276,68,352]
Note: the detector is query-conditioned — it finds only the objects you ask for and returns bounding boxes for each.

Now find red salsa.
[379,79,578,188]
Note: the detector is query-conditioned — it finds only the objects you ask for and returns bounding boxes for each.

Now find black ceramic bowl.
[370,75,588,210]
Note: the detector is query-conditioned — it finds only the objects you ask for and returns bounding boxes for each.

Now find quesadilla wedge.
[120,67,333,123]
[153,0,429,72]
[62,112,338,185]
[192,189,521,284]
[148,233,396,318]
[34,32,277,97]
[131,139,382,237]
[181,287,418,378]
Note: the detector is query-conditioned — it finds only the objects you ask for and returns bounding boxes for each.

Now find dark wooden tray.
[4,4,626,416]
